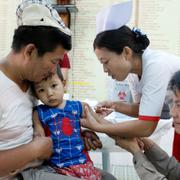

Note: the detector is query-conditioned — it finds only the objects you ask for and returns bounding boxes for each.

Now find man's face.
[171,89,180,134]
[27,45,65,82]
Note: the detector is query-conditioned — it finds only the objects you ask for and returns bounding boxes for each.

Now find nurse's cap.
[96,0,132,35]
[16,0,71,36]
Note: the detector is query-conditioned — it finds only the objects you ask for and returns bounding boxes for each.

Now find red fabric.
[139,115,160,121]
[44,126,51,137]
[173,131,180,162]
[54,161,101,180]
[59,53,71,68]
[62,117,73,136]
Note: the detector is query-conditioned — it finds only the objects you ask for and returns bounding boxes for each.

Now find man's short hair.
[12,26,71,56]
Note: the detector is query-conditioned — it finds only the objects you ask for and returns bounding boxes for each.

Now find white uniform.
[139,49,180,121]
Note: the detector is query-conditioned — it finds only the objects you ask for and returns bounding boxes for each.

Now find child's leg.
[54,161,102,180]
[21,165,80,180]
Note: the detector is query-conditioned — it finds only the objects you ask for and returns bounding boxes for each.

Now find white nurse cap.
[96,0,132,35]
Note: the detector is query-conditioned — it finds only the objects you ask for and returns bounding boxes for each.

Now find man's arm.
[0,136,52,176]
[144,140,180,180]
[115,137,167,180]
[133,151,168,180]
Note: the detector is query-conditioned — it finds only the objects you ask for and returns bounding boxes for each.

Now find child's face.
[34,74,64,107]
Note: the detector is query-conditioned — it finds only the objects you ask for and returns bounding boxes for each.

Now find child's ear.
[62,80,67,93]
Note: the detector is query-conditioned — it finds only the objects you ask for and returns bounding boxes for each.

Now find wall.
[1,0,180,101]
[0,0,21,58]
[68,0,180,101]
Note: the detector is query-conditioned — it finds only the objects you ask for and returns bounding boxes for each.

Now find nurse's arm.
[97,119,158,138]
[114,101,139,117]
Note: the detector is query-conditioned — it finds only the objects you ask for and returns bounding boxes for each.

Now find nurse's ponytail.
[131,27,150,54]
[93,25,150,55]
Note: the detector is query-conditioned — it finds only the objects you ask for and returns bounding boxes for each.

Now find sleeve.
[59,53,71,68]
[139,60,171,121]
[133,151,168,180]
[145,144,180,180]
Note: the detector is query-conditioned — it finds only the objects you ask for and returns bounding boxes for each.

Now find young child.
[32,66,101,180]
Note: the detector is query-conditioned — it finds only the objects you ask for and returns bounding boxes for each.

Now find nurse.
[80,1,180,160]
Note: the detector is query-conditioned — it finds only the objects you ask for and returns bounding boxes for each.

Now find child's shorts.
[54,161,101,180]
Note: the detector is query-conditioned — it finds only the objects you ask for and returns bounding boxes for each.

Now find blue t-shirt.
[35,100,87,168]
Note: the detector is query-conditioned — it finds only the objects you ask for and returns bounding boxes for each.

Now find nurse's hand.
[81,105,104,131]
[81,130,102,151]
[95,101,116,116]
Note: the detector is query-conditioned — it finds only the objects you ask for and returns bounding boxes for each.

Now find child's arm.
[33,110,45,137]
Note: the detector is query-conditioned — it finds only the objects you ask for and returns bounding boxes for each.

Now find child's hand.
[81,130,102,151]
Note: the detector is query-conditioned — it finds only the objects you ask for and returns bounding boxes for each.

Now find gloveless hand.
[31,136,53,160]
[81,130,102,151]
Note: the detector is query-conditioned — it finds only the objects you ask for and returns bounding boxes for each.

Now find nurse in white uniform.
[80,2,180,139]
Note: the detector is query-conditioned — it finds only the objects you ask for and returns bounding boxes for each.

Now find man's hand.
[31,136,53,160]
[81,130,102,151]
[114,137,141,155]
[140,138,155,151]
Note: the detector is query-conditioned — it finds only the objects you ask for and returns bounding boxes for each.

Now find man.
[0,1,116,180]
[115,70,180,180]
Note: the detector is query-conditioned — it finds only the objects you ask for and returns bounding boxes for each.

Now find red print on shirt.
[62,117,73,136]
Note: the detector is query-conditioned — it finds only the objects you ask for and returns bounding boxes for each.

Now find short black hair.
[93,25,149,55]
[12,25,72,56]
[169,70,180,95]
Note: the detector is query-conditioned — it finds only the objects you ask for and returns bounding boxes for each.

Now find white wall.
[1,0,180,101]
[0,0,21,59]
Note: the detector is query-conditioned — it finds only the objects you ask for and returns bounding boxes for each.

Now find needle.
[97,107,115,111]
